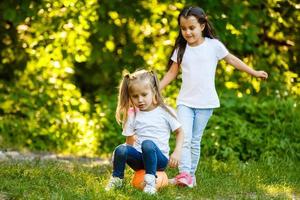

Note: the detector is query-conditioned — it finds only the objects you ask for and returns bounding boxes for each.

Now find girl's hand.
[126,135,136,146]
[169,150,180,168]
[254,70,268,80]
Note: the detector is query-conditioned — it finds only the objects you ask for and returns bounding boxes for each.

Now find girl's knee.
[114,144,128,157]
[141,140,155,152]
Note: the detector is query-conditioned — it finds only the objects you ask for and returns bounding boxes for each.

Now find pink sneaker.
[174,172,193,188]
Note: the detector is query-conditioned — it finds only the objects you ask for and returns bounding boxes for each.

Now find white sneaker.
[143,174,157,195]
[105,176,123,191]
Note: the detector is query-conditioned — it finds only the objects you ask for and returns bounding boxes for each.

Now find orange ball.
[131,169,168,190]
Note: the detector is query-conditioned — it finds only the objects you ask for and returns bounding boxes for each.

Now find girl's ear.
[200,23,205,31]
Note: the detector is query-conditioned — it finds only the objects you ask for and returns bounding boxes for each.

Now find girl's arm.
[159,62,180,90]
[223,53,268,79]
[126,135,136,146]
[169,127,184,168]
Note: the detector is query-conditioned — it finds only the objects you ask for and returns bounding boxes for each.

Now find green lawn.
[0,158,299,200]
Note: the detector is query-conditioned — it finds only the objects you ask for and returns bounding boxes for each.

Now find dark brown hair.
[167,6,217,68]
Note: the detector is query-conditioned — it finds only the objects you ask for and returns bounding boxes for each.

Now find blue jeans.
[177,104,213,176]
[112,140,168,178]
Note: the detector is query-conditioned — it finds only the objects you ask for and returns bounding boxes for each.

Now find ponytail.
[116,74,131,125]
[150,70,177,119]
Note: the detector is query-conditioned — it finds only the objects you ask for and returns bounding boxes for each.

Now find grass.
[0,158,299,200]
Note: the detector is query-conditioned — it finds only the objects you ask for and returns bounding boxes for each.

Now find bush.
[202,91,300,161]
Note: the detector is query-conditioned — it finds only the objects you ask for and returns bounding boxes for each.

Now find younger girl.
[105,69,184,194]
[160,6,268,187]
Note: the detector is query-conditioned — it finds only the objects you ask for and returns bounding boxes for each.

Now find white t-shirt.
[122,106,181,158]
[171,37,229,108]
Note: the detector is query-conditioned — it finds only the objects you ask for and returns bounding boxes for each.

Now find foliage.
[0,0,103,155]
[202,91,300,161]
[0,0,299,160]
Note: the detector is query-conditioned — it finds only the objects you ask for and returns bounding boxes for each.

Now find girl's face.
[129,81,156,111]
[179,15,205,46]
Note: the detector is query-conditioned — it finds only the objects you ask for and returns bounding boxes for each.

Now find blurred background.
[0,0,299,161]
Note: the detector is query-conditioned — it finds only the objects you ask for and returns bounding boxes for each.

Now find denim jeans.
[177,104,213,176]
[112,140,168,178]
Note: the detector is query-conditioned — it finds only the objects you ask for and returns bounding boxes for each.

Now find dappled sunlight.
[0,0,299,160]
[0,1,299,199]
[258,183,298,199]
[225,81,239,89]
[251,78,261,93]
[284,71,300,95]
[82,159,110,168]
[108,11,123,26]
[105,40,115,52]
[60,111,101,156]
[226,23,241,35]
[237,91,243,98]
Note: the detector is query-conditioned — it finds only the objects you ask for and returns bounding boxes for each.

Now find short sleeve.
[170,48,179,63]
[122,110,135,136]
[215,39,229,60]
[165,107,181,132]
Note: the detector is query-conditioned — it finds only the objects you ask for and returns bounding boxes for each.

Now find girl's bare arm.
[169,127,184,168]
[159,62,180,90]
[224,53,268,79]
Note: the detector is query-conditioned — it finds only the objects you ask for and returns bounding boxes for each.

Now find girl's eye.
[142,93,148,97]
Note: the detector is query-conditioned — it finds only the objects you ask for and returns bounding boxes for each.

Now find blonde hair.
[116,69,176,126]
